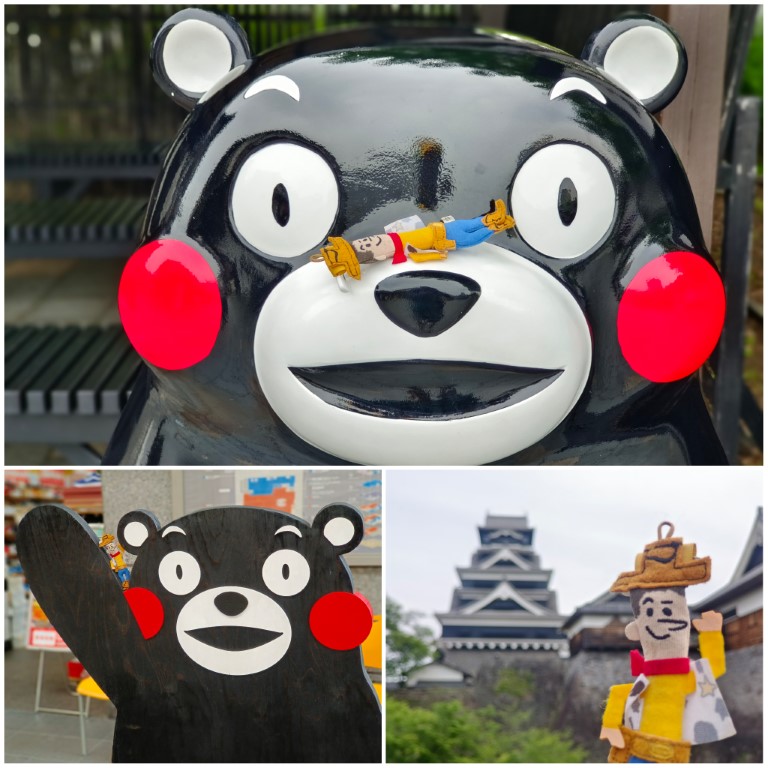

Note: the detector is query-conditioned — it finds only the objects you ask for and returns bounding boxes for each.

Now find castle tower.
[436,514,568,674]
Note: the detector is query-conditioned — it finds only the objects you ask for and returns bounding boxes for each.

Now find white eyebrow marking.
[162,526,186,538]
[275,524,302,538]
[244,75,300,102]
[550,77,606,105]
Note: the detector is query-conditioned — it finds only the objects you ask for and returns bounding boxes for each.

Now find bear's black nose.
[214,591,248,617]
[374,271,481,337]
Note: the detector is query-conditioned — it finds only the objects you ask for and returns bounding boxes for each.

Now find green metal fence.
[4,4,466,144]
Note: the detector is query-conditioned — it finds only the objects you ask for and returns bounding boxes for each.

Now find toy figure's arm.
[600,683,633,746]
[16,505,145,703]
[693,611,726,678]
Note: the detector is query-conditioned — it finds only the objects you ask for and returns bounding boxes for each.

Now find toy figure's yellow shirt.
[602,631,726,738]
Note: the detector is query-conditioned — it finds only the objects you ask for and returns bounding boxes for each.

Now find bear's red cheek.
[125,587,165,639]
[309,592,373,651]
[118,238,222,371]
[617,251,725,383]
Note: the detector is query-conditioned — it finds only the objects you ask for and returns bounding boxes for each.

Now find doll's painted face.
[104,540,121,557]
[626,587,690,659]
[353,235,395,261]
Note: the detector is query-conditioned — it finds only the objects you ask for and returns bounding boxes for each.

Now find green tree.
[386,668,587,763]
[741,17,763,98]
[385,597,436,685]
[386,699,501,763]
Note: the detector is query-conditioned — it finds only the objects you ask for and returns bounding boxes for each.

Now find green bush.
[386,697,586,763]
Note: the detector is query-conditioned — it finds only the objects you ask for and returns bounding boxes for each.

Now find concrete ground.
[5,257,123,465]
[4,645,115,762]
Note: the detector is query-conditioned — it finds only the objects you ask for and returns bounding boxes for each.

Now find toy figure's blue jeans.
[445,217,494,247]
[629,757,649,763]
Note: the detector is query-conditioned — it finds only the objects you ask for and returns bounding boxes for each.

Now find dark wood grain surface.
[17,503,381,762]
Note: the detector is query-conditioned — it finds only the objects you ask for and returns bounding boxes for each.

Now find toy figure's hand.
[313,237,361,280]
[482,199,515,232]
[693,610,723,633]
[600,727,625,748]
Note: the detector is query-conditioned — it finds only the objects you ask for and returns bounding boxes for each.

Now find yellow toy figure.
[312,199,514,290]
[600,522,735,763]
[99,533,131,590]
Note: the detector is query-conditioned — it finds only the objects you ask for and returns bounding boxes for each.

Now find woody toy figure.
[99,533,131,590]
[600,522,735,763]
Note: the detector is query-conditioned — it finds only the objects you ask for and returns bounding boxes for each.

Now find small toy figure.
[99,533,131,590]
[600,522,735,763]
[311,199,515,289]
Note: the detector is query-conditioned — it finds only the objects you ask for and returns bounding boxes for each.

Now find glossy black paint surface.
[104,16,727,465]
[290,360,562,419]
[374,271,481,337]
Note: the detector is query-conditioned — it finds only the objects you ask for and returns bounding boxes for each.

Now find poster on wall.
[26,594,69,652]
[242,474,298,514]
[183,471,381,564]
[182,471,236,512]
[304,470,382,565]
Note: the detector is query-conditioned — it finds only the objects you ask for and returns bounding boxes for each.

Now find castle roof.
[436,514,566,652]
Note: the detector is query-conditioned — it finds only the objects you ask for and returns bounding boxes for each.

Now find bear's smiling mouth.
[289,360,563,419]
[185,625,283,651]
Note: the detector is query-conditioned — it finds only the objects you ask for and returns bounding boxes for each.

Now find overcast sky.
[385,468,763,636]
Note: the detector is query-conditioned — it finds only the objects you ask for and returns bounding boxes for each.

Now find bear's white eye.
[158,551,202,596]
[510,143,616,259]
[262,549,310,597]
[231,142,339,259]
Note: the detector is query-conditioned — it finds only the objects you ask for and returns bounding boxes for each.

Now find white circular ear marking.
[603,26,679,103]
[163,19,232,94]
[324,517,356,547]
[123,520,150,548]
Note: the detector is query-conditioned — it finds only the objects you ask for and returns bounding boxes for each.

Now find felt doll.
[99,533,131,590]
[600,522,735,763]
[312,199,514,287]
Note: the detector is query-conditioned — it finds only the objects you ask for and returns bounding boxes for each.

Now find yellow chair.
[362,614,382,701]
[76,676,110,755]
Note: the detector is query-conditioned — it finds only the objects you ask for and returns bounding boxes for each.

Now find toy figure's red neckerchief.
[630,649,691,676]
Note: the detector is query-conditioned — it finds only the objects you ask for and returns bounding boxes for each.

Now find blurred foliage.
[741,16,763,97]
[385,597,436,684]
[386,670,586,763]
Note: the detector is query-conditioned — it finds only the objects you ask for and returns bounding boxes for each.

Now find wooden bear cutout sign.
[17,503,381,762]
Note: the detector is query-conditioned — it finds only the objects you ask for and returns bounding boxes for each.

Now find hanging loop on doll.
[657,521,675,539]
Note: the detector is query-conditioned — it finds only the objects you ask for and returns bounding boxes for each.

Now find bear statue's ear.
[582,14,687,113]
[151,8,251,111]
[312,503,365,555]
[118,510,162,555]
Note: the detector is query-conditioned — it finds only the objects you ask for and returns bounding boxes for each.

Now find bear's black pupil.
[558,177,578,226]
[176,564,183,580]
[272,183,290,228]
[282,563,290,580]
